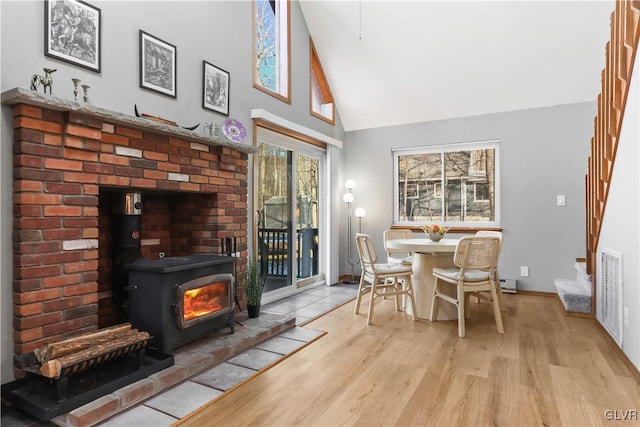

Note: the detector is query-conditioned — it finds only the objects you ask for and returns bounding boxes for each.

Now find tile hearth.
[1,284,358,427]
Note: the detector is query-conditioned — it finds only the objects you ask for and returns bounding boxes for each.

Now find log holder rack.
[1,340,173,421]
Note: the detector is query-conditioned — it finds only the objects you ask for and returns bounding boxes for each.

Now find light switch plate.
[557,195,566,206]
[624,307,629,328]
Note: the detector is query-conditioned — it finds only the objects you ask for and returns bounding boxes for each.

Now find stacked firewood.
[33,323,150,378]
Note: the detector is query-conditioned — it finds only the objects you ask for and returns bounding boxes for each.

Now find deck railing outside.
[258,228,319,278]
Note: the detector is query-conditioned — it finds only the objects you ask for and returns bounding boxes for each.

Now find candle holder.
[71,78,81,102]
[81,84,90,104]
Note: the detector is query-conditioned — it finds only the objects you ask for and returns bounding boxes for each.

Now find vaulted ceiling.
[299,0,614,132]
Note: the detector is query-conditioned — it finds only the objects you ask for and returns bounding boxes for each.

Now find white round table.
[386,238,459,320]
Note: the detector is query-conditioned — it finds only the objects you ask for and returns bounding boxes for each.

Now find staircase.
[585,0,640,314]
[555,261,591,314]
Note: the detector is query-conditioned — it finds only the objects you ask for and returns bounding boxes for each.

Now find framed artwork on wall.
[45,0,101,73]
[139,30,177,98]
[202,61,230,116]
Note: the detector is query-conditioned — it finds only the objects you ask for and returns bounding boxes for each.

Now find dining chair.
[354,233,417,325]
[382,229,414,304]
[475,230,505,311]
[429,236,504,337]
[383,229,414,266]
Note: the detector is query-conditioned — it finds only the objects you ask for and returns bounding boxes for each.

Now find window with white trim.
[393,140,499,227]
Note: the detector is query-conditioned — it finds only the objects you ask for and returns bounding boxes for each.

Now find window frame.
[473,182,491,203]
[309,38,335,125]
[253,0,291,103]
[392,140,500,228]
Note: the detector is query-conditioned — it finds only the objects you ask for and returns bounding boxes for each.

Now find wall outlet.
[557,195,566,206]
[520,266,529,277]
[624,307,629,328]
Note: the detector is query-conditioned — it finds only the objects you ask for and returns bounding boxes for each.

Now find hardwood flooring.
[177,293,640,426]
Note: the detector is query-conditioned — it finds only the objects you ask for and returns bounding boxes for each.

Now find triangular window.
[310,39,334,125]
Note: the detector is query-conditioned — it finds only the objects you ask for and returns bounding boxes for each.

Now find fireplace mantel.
[2,87,256,154]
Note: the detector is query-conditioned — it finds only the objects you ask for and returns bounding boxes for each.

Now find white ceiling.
[299,0,614,132]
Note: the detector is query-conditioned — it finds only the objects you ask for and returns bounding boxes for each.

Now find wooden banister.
[586,1,640,314]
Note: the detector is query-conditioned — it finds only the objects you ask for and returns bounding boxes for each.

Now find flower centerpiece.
[422,224,448,242]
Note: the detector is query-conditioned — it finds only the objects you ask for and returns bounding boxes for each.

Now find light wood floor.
[177,293,640,426]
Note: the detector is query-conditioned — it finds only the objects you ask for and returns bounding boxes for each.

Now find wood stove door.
[177,273,233,329]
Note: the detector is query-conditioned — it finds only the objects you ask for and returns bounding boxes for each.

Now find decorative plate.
[221,119,247,143]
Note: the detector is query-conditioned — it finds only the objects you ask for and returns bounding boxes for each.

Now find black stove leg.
[228,312,235,333]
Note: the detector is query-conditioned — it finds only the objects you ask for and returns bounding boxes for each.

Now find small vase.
[247,304,261,318]
[81,84,90,104]
[71,78,81,102]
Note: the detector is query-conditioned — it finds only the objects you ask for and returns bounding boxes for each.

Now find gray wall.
[341,102,595,293]
[0,0,345,383]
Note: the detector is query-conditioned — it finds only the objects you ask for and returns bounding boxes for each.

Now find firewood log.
[34,323,132,364]
[39,330,150,378]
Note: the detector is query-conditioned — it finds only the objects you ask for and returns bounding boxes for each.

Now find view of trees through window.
[256,145,319,232]
[395,144,498,225]
[256,143,320,284]
[254,0,289,100]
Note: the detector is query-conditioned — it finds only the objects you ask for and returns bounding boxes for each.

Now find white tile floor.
[96,284,358,426]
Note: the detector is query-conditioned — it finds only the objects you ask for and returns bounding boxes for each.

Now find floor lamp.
[343,180,359,284]
[354,208,366,234]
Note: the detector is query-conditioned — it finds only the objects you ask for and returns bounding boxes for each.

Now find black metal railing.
[257,228,318,278]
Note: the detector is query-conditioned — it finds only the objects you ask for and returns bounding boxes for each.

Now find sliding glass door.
[295,152,320,283]
[256,132,324,297]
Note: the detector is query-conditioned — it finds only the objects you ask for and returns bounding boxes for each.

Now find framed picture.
[202,61,230,116]
[139,30,177,98]
[45,0,101,72]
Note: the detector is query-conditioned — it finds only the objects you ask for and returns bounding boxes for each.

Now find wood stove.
[126,254,236,354]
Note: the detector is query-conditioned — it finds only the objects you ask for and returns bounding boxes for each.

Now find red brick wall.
[11,103,249,356]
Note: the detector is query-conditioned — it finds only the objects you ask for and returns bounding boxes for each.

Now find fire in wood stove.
[178,275,232,329]
[184,285,225,320]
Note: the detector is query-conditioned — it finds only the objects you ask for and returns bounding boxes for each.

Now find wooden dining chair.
[383,229,414,266]
[354,233,417,325]
[474,230,505,311]
[382,229,414,304]
[429,236,504,337]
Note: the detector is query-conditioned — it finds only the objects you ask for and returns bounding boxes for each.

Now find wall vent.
[598,248,623,347]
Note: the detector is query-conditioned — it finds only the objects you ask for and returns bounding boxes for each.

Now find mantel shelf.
[1,87,257,154]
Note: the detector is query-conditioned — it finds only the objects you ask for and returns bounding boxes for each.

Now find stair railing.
[586,0,640,314]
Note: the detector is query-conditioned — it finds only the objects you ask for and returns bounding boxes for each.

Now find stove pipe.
[112,192,143,307]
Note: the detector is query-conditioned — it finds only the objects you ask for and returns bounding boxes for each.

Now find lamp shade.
[345,179,356,190]
[343,192,354,204]
[354,207,366,218]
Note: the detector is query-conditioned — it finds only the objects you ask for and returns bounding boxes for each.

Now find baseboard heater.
[500,278,516,293]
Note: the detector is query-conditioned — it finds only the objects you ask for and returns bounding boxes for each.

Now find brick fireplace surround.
[3,87,255,362]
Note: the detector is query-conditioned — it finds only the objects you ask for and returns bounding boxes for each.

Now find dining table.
[385,237,459,321]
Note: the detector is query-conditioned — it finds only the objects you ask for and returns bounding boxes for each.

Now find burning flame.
[183,282,228,321]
